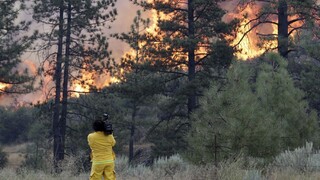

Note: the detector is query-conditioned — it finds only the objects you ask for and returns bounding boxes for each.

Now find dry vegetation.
[2,144,28,169]
[1,159,320,180]
[2,144,320,180]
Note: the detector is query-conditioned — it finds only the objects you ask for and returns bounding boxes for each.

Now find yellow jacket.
[88,131,116,163]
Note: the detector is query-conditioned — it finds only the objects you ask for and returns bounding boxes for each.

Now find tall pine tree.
[113,11,164,163]
[136,0,234,115]
[32,0,117,169]
[0,0,35,94]
[129,0,235,157]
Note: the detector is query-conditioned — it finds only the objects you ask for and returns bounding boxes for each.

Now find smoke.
[108,2,140,58]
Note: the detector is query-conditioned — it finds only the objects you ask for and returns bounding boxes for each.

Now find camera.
[103,113,113,135]
[103,113,109,120]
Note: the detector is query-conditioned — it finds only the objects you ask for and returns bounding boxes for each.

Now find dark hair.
[92,120,106,132]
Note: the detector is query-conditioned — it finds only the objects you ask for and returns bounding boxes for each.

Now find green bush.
[0,107,35,144]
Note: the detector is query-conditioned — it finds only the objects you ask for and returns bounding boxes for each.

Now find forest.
[1,0,320,179]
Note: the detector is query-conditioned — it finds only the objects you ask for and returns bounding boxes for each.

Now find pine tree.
[128,0,236,157]
[112,11,164,163]
[294,30,320,117]
[32,0,117,169]
[0,0,35,94]
[187,61,275,163]
[256,53,319,148]
[187,53,318,163]
[135,0,235,115]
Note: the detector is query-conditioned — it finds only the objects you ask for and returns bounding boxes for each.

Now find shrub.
[0,107,35,144]
[115,155,129,173]
[218,157,246,179]
[0,148,8,169]
[273,142,320,172]
[152,154,187,179]
[21,143,50,171]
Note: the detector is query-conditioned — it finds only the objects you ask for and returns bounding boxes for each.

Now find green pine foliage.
[0,107,35,144]
[0,0,35,93]
[187,53,319,163]
[292,30,320,117]
[32,0,117,84]
[256,53,318,149]
[128,0,236,157]
[66,91,128,154]
[138,0,236,112]
[298,64,320,116]
[32,0,118,165]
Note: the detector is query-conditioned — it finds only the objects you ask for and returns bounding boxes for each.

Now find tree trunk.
[187,0,196,115]
[59,0,72,162]
[278,0,289,58]
[53,0,64,171]
[128,24,140,164]
[129,104,136,164]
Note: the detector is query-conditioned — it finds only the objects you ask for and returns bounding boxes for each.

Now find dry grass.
[2,143,28,169]
[2,144,28,153]
[1,164,320,180]
[268,170,320,180]
[0,168,88,180]
[2,165,320,180]
[2,144,320,180]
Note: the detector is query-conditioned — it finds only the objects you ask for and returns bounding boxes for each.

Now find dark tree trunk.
[128,22,141,164]
[59,0,72,162]
[129,104,137,164]
[53,0,64,170]
[278,0,289,58]
[187,0,196,115]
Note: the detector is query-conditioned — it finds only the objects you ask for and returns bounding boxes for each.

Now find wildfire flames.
[0,83,10,92]
[225,2,304,60]
[227,4,278,60]
[70,69,118,97]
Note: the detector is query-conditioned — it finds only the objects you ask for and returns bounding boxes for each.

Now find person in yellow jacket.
[88,119,116,180]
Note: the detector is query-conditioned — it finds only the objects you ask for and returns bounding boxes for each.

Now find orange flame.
[144,0,207,69]
[0,83,11,92]
[70,66,119,97]
[225,4,277,60]
[225,2,304,60]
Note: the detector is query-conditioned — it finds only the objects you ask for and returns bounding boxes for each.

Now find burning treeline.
[0,0,316,104]
[224,0,310,60]
[116,0,309,79]
[72,0,315,94]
